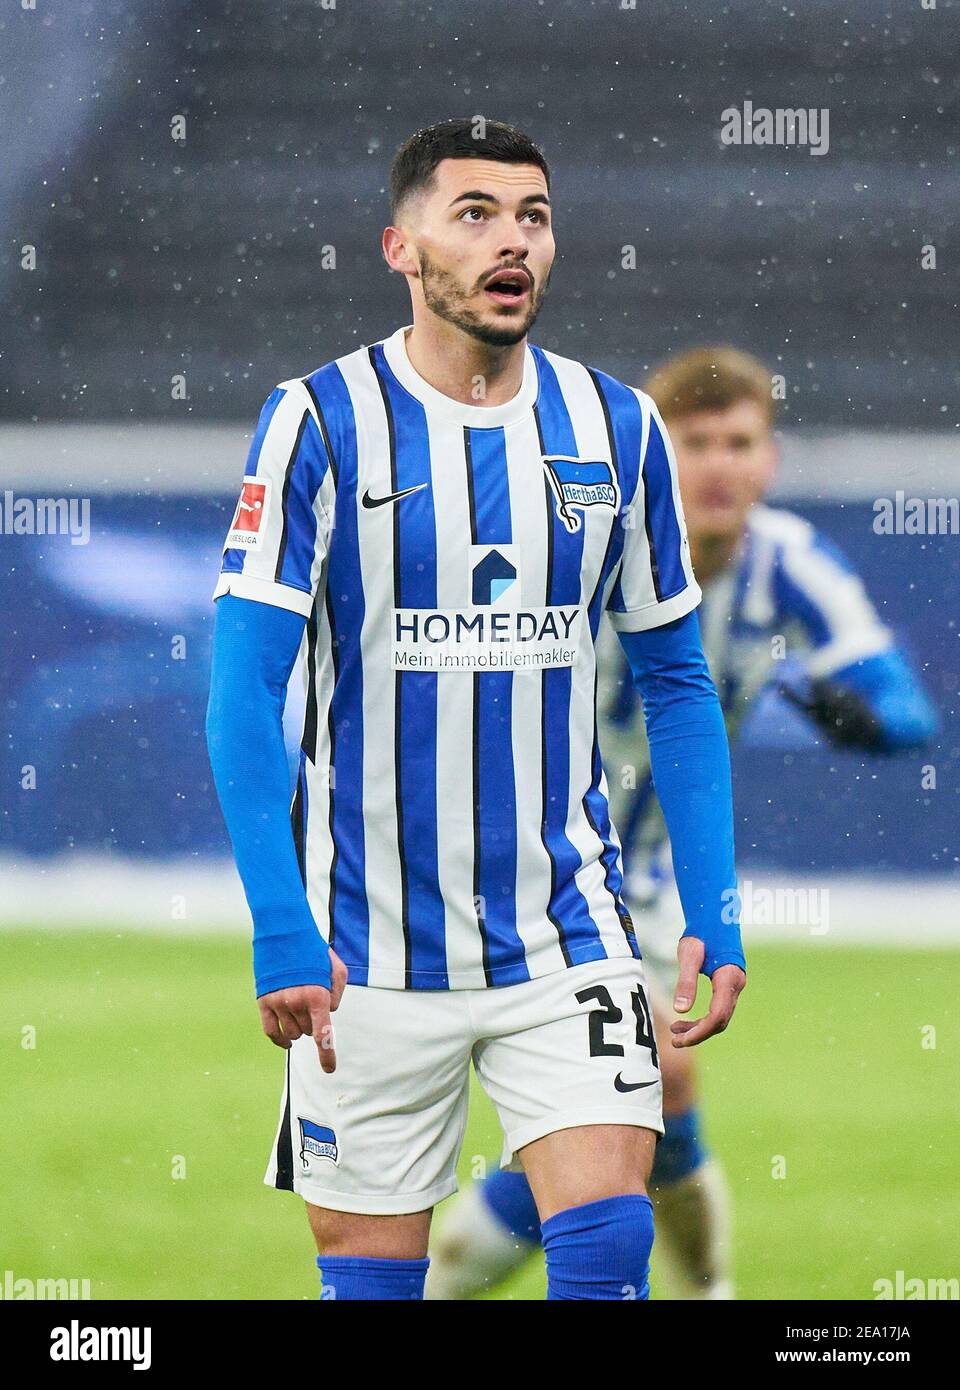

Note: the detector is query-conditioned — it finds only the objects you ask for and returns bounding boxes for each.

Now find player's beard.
[417,249,549,347]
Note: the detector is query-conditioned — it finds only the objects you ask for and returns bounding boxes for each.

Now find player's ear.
[382,225,419,276]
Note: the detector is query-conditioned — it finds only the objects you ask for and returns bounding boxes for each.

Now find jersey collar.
[380,325,540,428]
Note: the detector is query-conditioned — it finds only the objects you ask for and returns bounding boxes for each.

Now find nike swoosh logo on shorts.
[613,1074,658,1093]
[361,484,428,508]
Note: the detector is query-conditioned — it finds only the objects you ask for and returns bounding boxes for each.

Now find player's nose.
[493,221,531,260]
[703,446,737,472]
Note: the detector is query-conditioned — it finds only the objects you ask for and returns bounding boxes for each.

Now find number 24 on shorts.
[575,982,659,1071]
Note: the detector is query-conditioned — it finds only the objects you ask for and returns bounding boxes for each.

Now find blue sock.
[651,1106,706,1187]
[542,1194,654,1301]
[480,1167,542,1243]
[317,1255,429,1300]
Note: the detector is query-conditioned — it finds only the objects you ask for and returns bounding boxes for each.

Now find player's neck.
[402,317,527,409]
[689,532,741,585]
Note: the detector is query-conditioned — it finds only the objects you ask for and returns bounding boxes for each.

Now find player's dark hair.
[390,118,550,219]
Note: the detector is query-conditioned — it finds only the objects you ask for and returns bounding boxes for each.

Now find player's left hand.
[669,936,745,1047]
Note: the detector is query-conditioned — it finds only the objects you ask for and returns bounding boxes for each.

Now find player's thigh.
[650,986,698,1115]
[518,1123,657,1223]
[266,982,471,1228]
[473,956,663,1220]
[306,1204,432,1259]
[635,902,699,1114]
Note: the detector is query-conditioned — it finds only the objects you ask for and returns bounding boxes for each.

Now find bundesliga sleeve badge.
[226,476,271,550]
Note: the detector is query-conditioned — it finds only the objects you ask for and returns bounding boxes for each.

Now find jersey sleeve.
[213,380,336,617]
[605,392,702,632]
[773,525,893,679]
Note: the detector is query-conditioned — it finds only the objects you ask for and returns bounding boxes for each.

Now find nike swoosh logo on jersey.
[361,484,428,509]
[613,1073,658,1093]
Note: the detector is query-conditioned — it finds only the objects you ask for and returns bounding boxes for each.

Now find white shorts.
[264,956,663,1215]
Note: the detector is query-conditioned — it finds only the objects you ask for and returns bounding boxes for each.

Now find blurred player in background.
[427,345,939,1300]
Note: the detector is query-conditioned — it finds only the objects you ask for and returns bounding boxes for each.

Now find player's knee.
[306,1201,351,1255]
[650,1106,706,1188]
[305,1202,429,1260]
[542,1194,654,1301]
[308,1204,432,1299]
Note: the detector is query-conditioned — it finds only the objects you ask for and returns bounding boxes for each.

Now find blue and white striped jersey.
[597,503,894,902]
[213,325,701,989]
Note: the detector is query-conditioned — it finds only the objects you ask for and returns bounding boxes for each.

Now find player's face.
[667,400,776,541]
[402,158,554,347]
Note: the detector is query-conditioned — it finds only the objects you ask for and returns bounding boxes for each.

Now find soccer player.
[426,345,939,1300]
[205,120,746,1302]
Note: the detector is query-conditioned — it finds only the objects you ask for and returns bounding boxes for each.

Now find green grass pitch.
[2,931,957,1300]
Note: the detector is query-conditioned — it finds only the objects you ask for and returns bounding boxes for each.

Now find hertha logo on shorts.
[542,456,620,534]
[298,1117,338,1167]
[226,477,270,550]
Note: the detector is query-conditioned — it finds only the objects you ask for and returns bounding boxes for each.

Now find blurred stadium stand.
[1,0,958,424]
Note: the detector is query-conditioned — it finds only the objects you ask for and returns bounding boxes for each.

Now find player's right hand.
[257,950,348,1073]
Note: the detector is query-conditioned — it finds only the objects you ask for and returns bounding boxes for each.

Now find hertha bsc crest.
[298,1117,339,1167]
[542,456,620,534]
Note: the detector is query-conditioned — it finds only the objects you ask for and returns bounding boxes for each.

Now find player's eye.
[459,206,487,222]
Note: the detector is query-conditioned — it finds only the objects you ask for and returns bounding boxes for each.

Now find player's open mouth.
[483,269,531,305]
